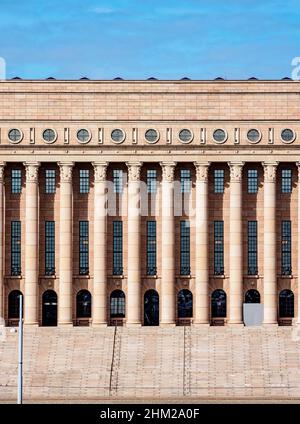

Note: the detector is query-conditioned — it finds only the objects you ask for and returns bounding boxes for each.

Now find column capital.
[263,162,278,182]
[24,162,40,183]
[58,162,74,183]
[0,162,5,183]
[194,162,210,182]
[160,161,177,182]
[92,162,108,182]
[228,162,244,182]
[126,161,143,182]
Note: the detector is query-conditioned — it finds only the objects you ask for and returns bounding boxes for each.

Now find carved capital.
[93,162,108,182]
[0,162,5,183]
[263,162,278,183]
[126,162,142,182]
[160,162,176,182]
[59,162,74,183]
[24,162,40,183]
[228,162,244,182]
[194,162,210,182]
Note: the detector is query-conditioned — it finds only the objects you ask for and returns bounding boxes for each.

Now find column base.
[159,322,176,327]
[24,322,39,327]
[192,322,210,327]
[227,322,244,327]
[58,322,73,327]
[92,322,108,327]
[263,322,278,327]
[126,322,142,327]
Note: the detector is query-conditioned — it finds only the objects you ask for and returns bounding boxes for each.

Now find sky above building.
[0,0,299,80]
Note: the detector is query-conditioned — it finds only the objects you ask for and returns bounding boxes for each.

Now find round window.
[111,129,125,143]
[281,128,295,143]
[77,129,91,143]
[8,128,23,143]
[145,129,159,143]
[179,129,193,143]
[247,129,261,143]
[43,129,57,143]
[213,129,227,143]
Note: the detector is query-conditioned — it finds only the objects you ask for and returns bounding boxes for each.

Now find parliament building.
[0,78,299,328]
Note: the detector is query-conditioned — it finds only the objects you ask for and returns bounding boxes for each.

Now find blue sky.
[0,0,299,79]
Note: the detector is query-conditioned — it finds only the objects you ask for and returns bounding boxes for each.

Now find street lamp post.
[17,294,23,405]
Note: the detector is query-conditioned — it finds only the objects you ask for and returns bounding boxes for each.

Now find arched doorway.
[42,290,57,326]
[211,289,226,318]
[76,290,91,318]
[144,289,159,326]
[8,290,22,319]
[110,290,125,318]
[245,289,260,303]
[178,289,193,318]
[279,289,294,317]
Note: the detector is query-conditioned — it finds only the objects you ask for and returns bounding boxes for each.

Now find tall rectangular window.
[11,221,21,276]
[79,221,89,275]
[147,169,157,194]
[180,169,191,193]
[214,169,224,193]
[214,221,224,275]
[248,221,258,275]
[79,169,90,194]
[113,221,123,275]
[147,221,156,275]
[113,170,123,194]
[282,220,292,275]
[281,169,292,193]
[11,169,22,194]
[45,221,55,275]
[180,220,190,275]
[45,169,56,194]
[248,169,258,194]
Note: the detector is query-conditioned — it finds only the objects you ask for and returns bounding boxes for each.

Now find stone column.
[0,163,4,322]
[160,162,176,325]
[194,162,210,325]
[228,162,244,325]
[24,162,40,325]
[126,162,142,326]
[263,162,278,324]
[58,162,74,325]
[92,162,108,326]
[297,163,300,324]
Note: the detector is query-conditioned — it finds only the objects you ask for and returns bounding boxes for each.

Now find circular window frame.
[76,128,92,144]
[178,129,194,144]
[280,128,296,144]
[42,128,57,144]
[144,128,160,144]
[247,128,262,144]
[111,128,126,144]
[8,128,23,144]
[212,128,228,144]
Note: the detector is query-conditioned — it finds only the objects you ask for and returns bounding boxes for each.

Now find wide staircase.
[0,325,300,401]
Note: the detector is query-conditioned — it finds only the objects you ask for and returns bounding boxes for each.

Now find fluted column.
[58,162,74,325]
[297,162,300,324]
[0,163,4,322]
[126,162,142,326]
[263,162,278,324]
[24,162,40,325]
[194,162,210,325]
[228,162,244,325]
[160,162,176,325]
[92,162,108,326]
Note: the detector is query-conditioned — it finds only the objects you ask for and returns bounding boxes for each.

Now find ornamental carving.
[24,162,40,183]
[93,162,107,182]
[229,162,244,182]
[0,163,5,183]
[59,163,74,183]
[263,163,277,182]
[160,162,176,182]
[126,162,142,182]
[194,162,210,182]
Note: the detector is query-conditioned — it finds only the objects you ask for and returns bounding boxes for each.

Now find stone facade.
[0,79,300,327]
